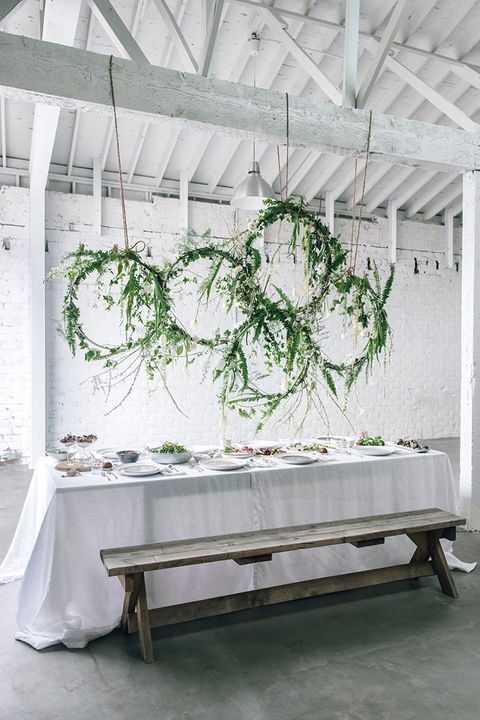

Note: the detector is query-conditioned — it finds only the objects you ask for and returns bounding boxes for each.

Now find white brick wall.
[0,186,462,456]
[0,187,30,455]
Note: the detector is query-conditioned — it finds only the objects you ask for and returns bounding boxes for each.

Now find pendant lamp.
[231,33,274,210]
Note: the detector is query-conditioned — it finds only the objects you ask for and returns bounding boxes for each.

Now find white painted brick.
[0,186,462,457]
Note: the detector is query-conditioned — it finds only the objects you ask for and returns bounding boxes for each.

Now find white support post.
[28,0,82,465]
[342,0,359,107]
[460,171,480,529]
[93,157,102,237]
[325,190,335,233]
[179,170,189,233]
[444,206,454,269]
[387,199,397,264]
[29,187,46,467]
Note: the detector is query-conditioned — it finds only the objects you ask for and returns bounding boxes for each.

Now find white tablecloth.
[0,451,459,650]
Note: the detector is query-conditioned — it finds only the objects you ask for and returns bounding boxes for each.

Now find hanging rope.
[349,110,373,273]
[108,55,130,251]
[285,91,289,200]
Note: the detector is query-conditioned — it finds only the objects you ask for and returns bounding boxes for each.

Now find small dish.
[116,450,140,464]
[46,448,68,461]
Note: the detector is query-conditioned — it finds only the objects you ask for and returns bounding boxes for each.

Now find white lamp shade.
[230,161,275,210]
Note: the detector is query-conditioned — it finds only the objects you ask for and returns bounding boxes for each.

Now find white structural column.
[28,0,82,464]
[325,190,335,233]
[460,171,480,529]
[444,206,454,269]
[342,0,359,107]
[179,170,189,232]
[387,199,397,264]
[93,156,102,236]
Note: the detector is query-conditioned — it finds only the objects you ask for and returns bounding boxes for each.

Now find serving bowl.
[46,448,68,461]
[148,450,192,465]
[116,450,141,464]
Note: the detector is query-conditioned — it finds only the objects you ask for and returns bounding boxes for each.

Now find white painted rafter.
[263,6,342,104]
[405,173,459,219]
[356,0,411,109]
[198,0,226,77]
[325,190,334,233]
[154,127,181,186]
[151,0,198,73]
[422,182,462,222]
[126,122,149,183]
[342,0,359,107]
[87,0,149,63]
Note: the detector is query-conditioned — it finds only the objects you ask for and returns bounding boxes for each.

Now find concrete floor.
[1,439,479,720]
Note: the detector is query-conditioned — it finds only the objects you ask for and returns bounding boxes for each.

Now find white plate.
[97,448,121,460]
[202,458,249,472]
[223,451,254,459]
[236,440,282,450]
[280,453,318,465]
[352,445,396,456]
[120,464,161,477]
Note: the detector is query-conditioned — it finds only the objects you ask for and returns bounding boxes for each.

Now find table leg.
[136,573,154,663]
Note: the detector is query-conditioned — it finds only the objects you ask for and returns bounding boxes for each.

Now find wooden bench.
[100,508,465,662]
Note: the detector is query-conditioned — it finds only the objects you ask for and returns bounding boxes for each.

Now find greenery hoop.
[50,198,394,427]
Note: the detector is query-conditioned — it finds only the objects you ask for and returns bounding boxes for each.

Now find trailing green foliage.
[49,198,394,426]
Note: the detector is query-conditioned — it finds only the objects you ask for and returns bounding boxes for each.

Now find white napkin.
[445,549,477,573]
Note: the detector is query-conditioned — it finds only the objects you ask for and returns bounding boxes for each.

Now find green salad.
[148,442,188,454]
[356,436,385,446]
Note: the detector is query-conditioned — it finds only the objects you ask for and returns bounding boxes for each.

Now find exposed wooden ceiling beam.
[151,0,198,73]
[342,0,359,107]
[263,6,342,104]
[87,0,149,64]
[198,0,225,77]
[2,32,480,173]
[356,0,411,109]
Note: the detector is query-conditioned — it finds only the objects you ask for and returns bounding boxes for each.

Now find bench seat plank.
[101,508,464,576]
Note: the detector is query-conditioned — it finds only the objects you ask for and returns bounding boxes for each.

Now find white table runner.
[0,451,460,650]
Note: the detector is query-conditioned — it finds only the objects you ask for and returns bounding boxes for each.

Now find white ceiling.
[1,0,480,221]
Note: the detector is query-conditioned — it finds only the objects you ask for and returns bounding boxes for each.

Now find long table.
[0,451,459,650]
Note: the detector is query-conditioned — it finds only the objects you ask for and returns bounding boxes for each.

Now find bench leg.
[408,530,459,598]
[136,573,154,663]
[121,574,142,632]
[428,531,459,599]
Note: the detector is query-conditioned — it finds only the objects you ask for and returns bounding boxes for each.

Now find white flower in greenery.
[247,220,258,233]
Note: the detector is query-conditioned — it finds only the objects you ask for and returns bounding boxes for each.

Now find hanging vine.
[49,197,394,428]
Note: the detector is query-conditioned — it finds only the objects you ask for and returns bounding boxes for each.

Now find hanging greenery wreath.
[49,197,394,429]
